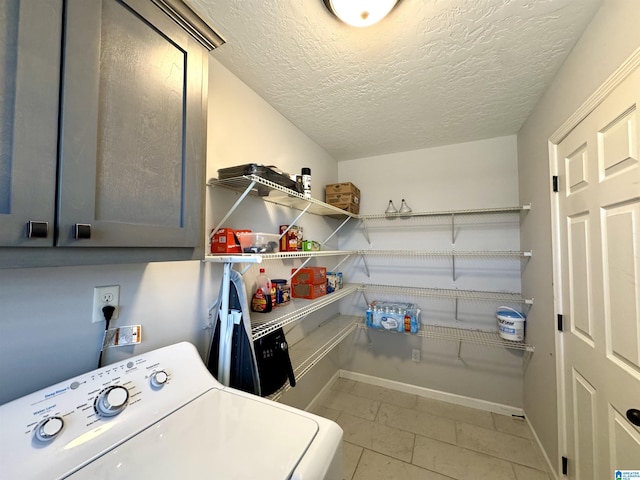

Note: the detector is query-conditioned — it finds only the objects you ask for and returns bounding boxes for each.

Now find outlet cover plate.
[93,285,120,323]
[411,349,420,362]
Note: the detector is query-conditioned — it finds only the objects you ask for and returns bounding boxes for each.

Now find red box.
[291,282,327,299]
[210,228,251,254]
[291,266,326,284]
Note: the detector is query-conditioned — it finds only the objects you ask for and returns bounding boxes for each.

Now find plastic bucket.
[497,306,526,341]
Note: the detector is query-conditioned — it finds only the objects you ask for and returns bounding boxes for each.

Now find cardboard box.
[291,282,327,299]
[291,266,326,284]
[325,182,360,214]
[210,228,251,254]
[325,182,360,198]
[326,199,359,214]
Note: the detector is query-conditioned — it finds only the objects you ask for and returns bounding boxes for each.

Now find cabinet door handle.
[627,409,640,427]
[26,221,49,238]
[74,223,92,239]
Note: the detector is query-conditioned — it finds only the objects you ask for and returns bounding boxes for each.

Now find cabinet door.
[58,0,205,247]
[0,0,62,246]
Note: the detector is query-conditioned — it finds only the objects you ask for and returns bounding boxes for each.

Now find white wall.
[517,0,640,474]
[336,136,526,407]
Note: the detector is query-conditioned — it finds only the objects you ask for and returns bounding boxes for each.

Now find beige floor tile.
[320,390,381,421]
[337,412,415,463]
[415,396,495,429]
[492,413,534,439]
[332,377,357,393]
[341,442,363,480]
[413,435,517,480]
[376,402,457,444]
[310,404,341,422]
[512,464,551,480]
[352,449,454,480]
[351,382,418,409]
[455,423,546,471]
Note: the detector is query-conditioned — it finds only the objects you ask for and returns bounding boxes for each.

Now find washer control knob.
[94,386,129,417]
[150,370,168,389]
[34,416,64,442]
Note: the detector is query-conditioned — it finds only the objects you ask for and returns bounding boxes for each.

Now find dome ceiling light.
[323,0,399,27]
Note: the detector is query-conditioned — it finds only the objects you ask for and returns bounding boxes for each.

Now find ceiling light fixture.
[323,0,399,27]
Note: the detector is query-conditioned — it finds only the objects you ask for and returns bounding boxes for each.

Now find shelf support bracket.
[210,180,256,237]
[361,218,372,246]
[452,251,456,282]
[454,297,459,321]
[322,215,353,246]
[289,257,313,281]
[457,340,463,361]
[451,213,456,245]
[281,203,312,239]
[331,254,352,272]
[362,254,371,278]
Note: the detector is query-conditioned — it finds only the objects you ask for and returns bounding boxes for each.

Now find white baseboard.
[525,415,559,480]
[339,370,524,417]
[304,370,341,412]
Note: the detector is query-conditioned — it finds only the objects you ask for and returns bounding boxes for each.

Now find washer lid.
[68,389,319,479]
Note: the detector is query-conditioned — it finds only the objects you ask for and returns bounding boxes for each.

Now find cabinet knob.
[74,223,92,239]
[26,221,49,238]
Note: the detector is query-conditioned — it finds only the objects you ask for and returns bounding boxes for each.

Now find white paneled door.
[556,65,640,479]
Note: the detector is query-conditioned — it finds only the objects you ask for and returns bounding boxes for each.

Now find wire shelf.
[358,250,532,258]
[208,175,357,219]
[270,315,358,401]
[356,321,534,352]
[205,250,358,262]
[360,284,533,304]
[251,284,360,341]
[360,204,530,220]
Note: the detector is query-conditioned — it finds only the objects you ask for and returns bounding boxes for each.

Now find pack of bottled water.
[366,301,420,334]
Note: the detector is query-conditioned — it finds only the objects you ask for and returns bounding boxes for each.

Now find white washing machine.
[0,342,342,479]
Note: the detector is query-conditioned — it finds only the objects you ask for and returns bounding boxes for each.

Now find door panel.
[58,0,204,247]
[558,65,640,479]
[598,107,637,180]
[568,214,594,343]
[572,369,598,480]
[603,201,640,373]
[609,406,640,469]
[0,0,62,246]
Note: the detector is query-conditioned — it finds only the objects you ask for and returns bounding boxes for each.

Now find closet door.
[557,64,640,479]
[57,0,205,247]
[0,0,62,246]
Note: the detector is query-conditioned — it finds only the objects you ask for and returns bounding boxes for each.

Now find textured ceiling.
[187,0,603,161]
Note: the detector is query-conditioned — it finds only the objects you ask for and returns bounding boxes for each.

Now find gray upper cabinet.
[58,0,206,247]
[0,0,62,247]
[1,0,211,259]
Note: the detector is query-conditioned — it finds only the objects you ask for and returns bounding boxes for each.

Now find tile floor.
[310,378,551,480]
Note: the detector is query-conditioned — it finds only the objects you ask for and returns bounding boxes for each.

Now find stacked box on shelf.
[291,267,327,299]
[325,182,360,214]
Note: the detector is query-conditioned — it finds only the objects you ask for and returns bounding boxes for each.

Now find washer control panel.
[0,342,220,480]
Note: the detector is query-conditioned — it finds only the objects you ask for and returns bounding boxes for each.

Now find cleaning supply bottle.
[252,268,274,313]
[301,167,311,199]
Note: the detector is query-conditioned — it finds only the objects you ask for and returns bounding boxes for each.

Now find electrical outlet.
[411,349,420,362]
[93,285,120,323]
